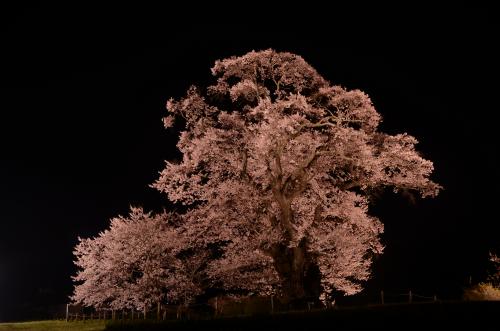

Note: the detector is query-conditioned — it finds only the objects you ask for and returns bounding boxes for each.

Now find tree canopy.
[73,49,441,309]
[154,49,440,301]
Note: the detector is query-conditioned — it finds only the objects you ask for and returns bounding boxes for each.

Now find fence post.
[157,302,161,321]
[144,305,147,320]
[433,294,437,302]
[380,290,384,305]
[409,290,412,304]
[66,304,69,322]
[215,296,218,317]
[270,296,274,314]
[104,310,107,320]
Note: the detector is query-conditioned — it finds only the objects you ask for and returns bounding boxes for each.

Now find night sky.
[1,4,498,321]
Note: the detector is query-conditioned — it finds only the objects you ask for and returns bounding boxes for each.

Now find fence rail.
[64,290,441,322]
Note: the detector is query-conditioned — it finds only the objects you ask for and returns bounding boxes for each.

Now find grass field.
[0,320,105,331]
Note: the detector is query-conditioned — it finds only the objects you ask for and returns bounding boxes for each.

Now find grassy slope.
[0,320,105,331]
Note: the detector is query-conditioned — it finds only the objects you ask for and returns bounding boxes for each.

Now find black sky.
[1,3,498,321]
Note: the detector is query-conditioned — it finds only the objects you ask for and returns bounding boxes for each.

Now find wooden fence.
[65,290,441,322]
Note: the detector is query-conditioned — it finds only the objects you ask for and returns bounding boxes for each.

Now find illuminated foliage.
[72,50,440,308]
[72,208,204,309]
[153,49,441,301]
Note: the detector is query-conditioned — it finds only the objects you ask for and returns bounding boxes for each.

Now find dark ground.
[104,301,500,331]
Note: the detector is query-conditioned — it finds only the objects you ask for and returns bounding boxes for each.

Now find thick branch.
[298,114,365,132]
[273,148,283,179]
[253,66,262,103]
[240,149,249,180]
[275,193,295,242]
[282,144,325,199]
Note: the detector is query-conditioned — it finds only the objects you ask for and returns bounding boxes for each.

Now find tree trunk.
[271,188,321,304]
[271,242,306,301]
[271,242,322,306]
[289,245,306,299]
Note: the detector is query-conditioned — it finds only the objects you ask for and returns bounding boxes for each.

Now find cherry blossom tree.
[154,49,441,303]
[72,207,205,310]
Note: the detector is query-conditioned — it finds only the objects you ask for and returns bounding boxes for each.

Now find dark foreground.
[105,301,499,331]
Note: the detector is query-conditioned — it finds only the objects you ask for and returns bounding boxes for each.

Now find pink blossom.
[153,49,441,301]
[73,49,441,308]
